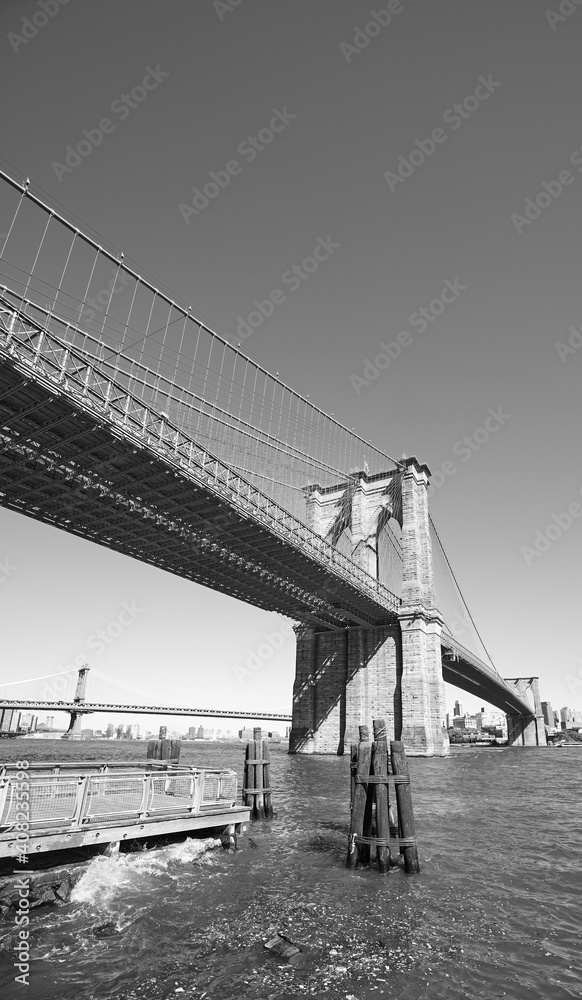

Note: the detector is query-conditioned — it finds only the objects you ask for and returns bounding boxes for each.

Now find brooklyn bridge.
[0,168,545,754]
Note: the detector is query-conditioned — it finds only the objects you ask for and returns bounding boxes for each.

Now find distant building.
[541,702,554,728]
[0,709,20,733]
[239,728,254,741]
[19,713,38,733]
[106,724,115,738]
[116,725,124,739]
[560,707,576,730]
[45,716,55,729]
[187,726,196,739]
[130,724,140,739]
[454,700,463,718]
[452,714,478,731]
[158,726,167,739]
[81,729,94,739]
[476,707,506,732]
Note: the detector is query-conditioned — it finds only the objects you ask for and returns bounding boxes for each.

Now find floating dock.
[0,760,249,860]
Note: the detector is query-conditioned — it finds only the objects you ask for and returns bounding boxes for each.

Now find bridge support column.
[398,457,448,756]
[289,624,401,754]
[504,677,547,746]
[61,663,90,740]
[399,611,448,755]
[62,711,83,739]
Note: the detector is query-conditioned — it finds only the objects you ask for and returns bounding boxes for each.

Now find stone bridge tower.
[289,457,449,757]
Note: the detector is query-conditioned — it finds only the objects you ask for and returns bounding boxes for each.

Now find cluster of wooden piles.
[347,718,419,874]
[242,728,273,820]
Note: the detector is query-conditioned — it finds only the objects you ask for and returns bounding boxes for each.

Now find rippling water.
[1,740,581,1000]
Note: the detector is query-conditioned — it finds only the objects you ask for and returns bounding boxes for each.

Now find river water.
[0,740,580,1000]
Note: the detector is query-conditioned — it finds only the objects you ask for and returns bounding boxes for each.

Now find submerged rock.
[92,920,118,938]
[264,933,301,961]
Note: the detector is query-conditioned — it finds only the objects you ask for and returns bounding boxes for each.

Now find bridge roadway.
[0,699,292,722]
[0,292,534,721]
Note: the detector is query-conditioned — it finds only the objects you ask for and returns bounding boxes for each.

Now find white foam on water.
[70,837,223,908]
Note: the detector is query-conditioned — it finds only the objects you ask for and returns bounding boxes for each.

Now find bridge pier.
[61,710,84,739]
[289,623,401,754]
[290,458,449,757]
[61,664,90,741]
[504,677,547,746]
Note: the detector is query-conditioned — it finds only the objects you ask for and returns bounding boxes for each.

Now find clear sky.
[1,0,581,730]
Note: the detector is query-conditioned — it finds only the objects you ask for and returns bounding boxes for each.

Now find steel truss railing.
[0,765,238,834]
[0,291,401,616]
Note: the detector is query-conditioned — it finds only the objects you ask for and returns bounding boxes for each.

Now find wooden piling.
[242,733,273,821]
[346,741,372,869]
[390,740,420,874]
[146,739,181,763]
[262,740,273,819]
[372,718,390,874]
[243,741,254,811]
[253,738,265,819]
[349,743,358,811]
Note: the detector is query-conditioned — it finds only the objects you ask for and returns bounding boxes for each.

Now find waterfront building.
[106,724,115,738]
[541,702,554,728]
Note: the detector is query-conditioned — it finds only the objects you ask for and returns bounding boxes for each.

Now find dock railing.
[0,764,238,835]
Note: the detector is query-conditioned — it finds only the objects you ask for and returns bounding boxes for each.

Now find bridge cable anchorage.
[429,514,496,670]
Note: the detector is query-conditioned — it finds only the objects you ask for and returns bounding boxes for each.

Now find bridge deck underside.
[0,349,397,630]
[441,635,532,716]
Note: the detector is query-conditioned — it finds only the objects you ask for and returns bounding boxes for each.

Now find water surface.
[0,740,580,999]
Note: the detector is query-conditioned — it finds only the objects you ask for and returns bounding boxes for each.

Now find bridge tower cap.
[403,455,431,478]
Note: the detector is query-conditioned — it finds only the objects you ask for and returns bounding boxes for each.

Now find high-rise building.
[106,723,115,738]
[45,716,55,729]
[19,713,38,733]
[188,726,196,739]
[541,702,554,727]
[560,707,576,730]
[0,709,20,733]
[453,700,463,717]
